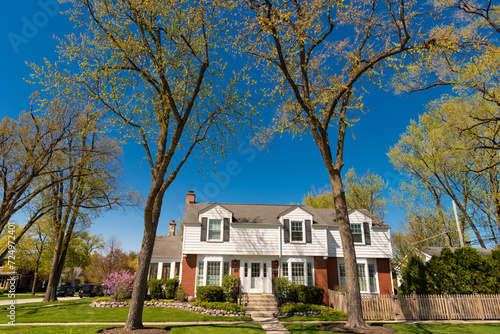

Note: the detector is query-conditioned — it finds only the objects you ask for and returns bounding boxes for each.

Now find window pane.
[307,263,313,286]
[368,264,377,293]
[357,264,367,292]
[149,263,158,280]
[282,262,288,278]
[208,219,222,240]
[339,264,346,287]
[206,262,221,286]
[244,263,248,277]
[263,262,267,278]
[351,224,363,243]
[291,262,305,285]
[223,261,230,276]
[197,262,204,286]
[162,264,170,280]
[175,262,180,278]
[291,221,303,242]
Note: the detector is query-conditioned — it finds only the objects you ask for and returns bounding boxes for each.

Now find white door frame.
[243,259,271,293]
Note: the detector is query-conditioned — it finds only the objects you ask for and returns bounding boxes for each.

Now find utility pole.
[452,200,465,247]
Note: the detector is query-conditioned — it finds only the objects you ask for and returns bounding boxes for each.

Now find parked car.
[56,285,76,297]
[79,284,104,298]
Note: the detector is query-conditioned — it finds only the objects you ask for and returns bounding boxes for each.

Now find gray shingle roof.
[421,246,492,258]
[152,235,183,258]
[184,203,389,228]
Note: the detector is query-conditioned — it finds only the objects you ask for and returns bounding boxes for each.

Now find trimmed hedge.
[296,285,324,305]
[222,274,239,302]
[148,279,164,300]
[279,303,347,317]
[164,278,179,299]
[192,301,245,313]
[196,285,224,302]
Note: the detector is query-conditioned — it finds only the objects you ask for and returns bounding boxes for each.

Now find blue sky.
[1,1,451,252]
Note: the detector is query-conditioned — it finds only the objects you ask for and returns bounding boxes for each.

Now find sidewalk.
[0,296,79,306]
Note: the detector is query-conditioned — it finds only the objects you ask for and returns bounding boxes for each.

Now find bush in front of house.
[148,279,165,299]
[103,270,135,301]
[222,274,239,302]
[192,301,245,313]
[176,285,188,301]
[320,308,347,318]
[276,277,299,303]
[164,278,179,299]
[280,303,323,313]
[296,285,324,305]
[196,285,224,302]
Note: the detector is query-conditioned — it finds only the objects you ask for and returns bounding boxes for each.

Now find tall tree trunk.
[330,169,365,328]
[31,270,38,296]
[125,186,165,330]
[43,229,64,302]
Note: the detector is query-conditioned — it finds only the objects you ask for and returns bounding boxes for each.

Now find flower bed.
[90,300,246,317]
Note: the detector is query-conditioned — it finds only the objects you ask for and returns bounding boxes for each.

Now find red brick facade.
[181,254,197,297]
[327,257,339,289]
[313,257,329,304]
[376,258,393,295]
[272,260,279,279]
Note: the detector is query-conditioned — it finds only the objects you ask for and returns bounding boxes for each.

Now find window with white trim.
[281,262,288,278]
[291,262,305,285]
[206,262,221,285]
[197,262,204,286]
[338,261,378,293]
[291,221,304,242]
[223,261,230,276]
[351,223,363,243]
[208,219,222,241]
[307,263,314,286]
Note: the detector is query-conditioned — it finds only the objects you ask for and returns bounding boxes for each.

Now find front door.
[250,262,262,292]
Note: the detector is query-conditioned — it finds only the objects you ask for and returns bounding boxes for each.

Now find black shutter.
[283,219,290,243]
[223,217,230,241]
[305,220,312,243]
[363,222,371,245]
[200,217,207,241]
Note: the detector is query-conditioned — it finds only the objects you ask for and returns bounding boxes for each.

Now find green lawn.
[0,324,265,333]
[0,298,252,323]
[0,292,45,300]
[279,314,347,322]
[283,322,500,333]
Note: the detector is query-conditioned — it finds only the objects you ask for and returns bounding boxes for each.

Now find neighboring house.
[150,191,394,304]
[149,220,183,281]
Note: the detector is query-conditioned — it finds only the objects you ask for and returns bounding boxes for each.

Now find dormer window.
[208,219,222,241]
[351,223,363,243]
[291,221,304,242]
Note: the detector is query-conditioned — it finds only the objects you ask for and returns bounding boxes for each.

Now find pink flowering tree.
[103,270,135,301]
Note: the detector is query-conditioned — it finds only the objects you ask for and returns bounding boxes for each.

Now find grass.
[283,322,500,333]
[0,324,265,333]
[279,314,347,322]
[0,292,45,300]
[0,298,252,323]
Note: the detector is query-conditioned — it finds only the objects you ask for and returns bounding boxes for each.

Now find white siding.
[327,209,392,258]
[281,227,328,256]
[183,223,280,256]
[280,207,328,256]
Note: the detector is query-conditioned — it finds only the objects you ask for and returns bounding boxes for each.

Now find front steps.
[243,293,279,318]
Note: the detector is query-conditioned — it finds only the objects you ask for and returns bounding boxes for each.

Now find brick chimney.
[185,191,195,218]
[169,220,176,236]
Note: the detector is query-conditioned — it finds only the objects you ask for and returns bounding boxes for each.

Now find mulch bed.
[99,327,171,333]
[318,323,397,333]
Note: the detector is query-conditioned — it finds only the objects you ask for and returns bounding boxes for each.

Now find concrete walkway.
[0,296,80,306]
[254,317,291,334]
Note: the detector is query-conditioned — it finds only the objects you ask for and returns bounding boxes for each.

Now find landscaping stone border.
[90,301,246,317]
[274,311,321,318]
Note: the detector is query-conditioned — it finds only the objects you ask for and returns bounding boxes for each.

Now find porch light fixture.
[323,256,328,260]
[275,260,279,265]
[233,259,238,265]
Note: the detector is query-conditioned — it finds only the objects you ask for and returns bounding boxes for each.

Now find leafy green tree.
[302,169,388,219]
[401,255,428,295]
[238,0,440,327]
[30,0,255,328]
